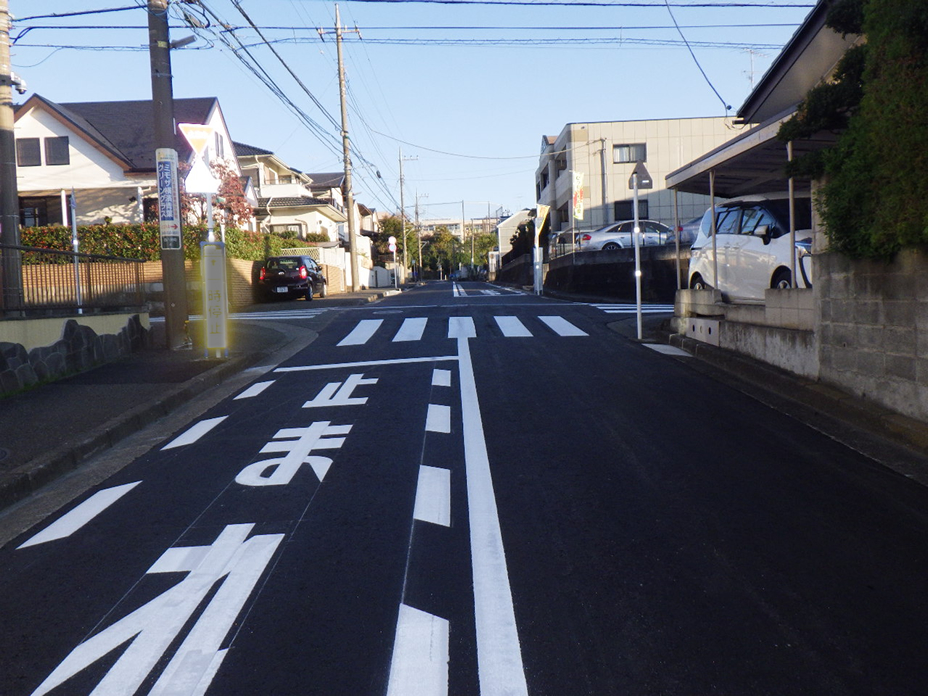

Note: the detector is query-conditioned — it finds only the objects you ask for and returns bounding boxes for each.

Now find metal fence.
[0,244,145,316]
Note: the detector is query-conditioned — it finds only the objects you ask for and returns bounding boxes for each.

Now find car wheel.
[772,268,792,290]
[602,242,621,251]
[305,284,314,301]
[690,274,710,290]
[320,281,327,298]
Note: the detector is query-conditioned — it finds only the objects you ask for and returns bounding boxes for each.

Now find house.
[12,95,248,227]
[496,209,532,257]
[666,0,928,429]
[536,118,741,234]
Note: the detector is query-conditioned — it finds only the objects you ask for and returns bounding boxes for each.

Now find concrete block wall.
[817,249,928,421]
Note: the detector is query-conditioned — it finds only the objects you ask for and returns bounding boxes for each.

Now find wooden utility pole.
[148,0,189,348]
[0,0,22,312]
[333,5,361,291]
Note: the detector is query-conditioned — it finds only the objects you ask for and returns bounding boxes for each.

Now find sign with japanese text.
[572,171,585,220]
[201,241,228,353]
[156,148,181,250]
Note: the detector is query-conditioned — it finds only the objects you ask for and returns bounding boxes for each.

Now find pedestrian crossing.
[592,303,675,315]
[335,315,588,346]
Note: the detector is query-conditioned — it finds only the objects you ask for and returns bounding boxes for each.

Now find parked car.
[257,255,328,301]
[688,194,813,302]
[676,216,702,245]
[578,220,673,251]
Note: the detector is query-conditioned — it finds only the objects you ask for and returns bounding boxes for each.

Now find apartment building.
[536,118,741,233]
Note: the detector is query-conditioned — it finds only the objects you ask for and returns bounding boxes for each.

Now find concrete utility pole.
[399,148,405,275]
[148,0,189,349]
[333,5,361,291]
[0,0,22,312]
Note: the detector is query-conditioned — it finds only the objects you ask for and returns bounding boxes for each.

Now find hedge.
[20,223,320,262]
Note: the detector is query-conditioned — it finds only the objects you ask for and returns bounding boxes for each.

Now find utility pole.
[322,5,362,291]
[398,149,417,275]
[148,0,189,349]
[0,0,22,312]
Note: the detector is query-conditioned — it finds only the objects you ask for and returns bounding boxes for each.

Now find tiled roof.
[233,141,274,157]
[16,95,219,171]
[305,172,344,188]
[257,196,333,208]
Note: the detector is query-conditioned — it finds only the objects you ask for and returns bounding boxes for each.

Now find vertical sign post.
[628,161,653,341]
[201,241,228,358]
[533,204,550,296]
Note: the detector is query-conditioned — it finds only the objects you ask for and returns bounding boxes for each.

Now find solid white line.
[394,317,428,342]
[539,315,588,337]
[162,416,228,450]
[386,604,449,696]
[448,316,476,338]
[413,465,451,527]
[426,404,452,434]
[233,380,274,400]
[494,316,532,337]
[457,336,528,696]
[432,368,452,387]
[338,319,384,346]
[276,355,457,373]
[18,481,142,549]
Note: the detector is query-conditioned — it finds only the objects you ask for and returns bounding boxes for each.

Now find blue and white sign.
[156,148,182,250]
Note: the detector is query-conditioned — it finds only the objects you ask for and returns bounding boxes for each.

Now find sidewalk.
[0,289,397,510]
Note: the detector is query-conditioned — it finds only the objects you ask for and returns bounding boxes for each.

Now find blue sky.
[11,0,813,222]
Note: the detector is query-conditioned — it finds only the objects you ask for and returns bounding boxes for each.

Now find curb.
[0,350,262,510]
[662,329,928,462]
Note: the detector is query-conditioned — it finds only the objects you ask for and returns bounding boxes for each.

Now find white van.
[688,193,813,302]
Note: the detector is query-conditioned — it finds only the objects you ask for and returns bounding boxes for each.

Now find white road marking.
[593,303,674,314]
[386,604,449,696]
[646,344,692,357]
[448,316,476,338]
[303,373,378,408]
[30,524,282,696]
[457,336,529,695]
[162,416,228,450]
[276,355,457,373]
[394,317,428,342]
[494,316,532,337]
[17,481,142,550]
[338,319,383,346]
[237,421,351,485]
[432,368,452,387]
[414,465,451,527]
[233,380,274,400]
[426,404,452,434]
[452,283,465,298]
[539,315,588,337]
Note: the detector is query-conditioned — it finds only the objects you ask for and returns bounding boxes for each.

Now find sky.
[11,0,815,222]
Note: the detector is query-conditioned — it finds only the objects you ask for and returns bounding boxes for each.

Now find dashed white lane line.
[387,604,450,696]
[162,416,228,450]
[413,465,451,527]
[539,315,588,337]
[448,316,476,339]
[494,316,532,337]
[234,380,274,400]
[18,481,142,549]
[338,319,383,346]
[426,404,452,434]
[432,368,452,387]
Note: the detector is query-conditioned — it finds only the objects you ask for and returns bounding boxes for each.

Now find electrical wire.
[663,0,731,110]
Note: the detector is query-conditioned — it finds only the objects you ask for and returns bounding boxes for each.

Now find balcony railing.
[0,244,145,316]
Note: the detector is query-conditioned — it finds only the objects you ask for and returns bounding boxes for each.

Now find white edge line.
[275,356,457,373]
[162,416,228,450]
[17,481,142,549]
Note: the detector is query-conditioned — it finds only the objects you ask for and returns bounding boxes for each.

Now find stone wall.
[817,249,928,420]
[0,314,150,397]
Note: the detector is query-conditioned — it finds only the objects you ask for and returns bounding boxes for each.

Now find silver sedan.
[578,220,673,251]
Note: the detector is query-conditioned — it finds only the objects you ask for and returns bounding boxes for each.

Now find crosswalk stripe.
[539,316,588,337]
[393,317,428,342]
[448,316,476,338]
[494,316,532,337]
[338,319,383,346]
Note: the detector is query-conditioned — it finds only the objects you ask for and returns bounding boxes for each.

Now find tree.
[177,161,253,229]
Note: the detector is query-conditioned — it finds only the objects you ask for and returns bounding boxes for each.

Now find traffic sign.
[628,161,653,190]
[178,123,219,194]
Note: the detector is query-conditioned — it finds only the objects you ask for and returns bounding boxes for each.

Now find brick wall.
[817,249,928,420]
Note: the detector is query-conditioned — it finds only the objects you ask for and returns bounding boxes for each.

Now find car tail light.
[299,265,308,279]
[580,234,591,242]
[259,267,266,280]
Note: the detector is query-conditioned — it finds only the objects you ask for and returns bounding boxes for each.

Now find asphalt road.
[2,281,928,696]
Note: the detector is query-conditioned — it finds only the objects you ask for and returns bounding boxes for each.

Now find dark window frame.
[16,138,41,167]
[44,136,70,166]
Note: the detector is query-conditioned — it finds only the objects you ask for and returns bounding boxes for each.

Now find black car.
[257,255,328,301]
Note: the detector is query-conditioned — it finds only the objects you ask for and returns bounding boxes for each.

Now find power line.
[663,0,731,111]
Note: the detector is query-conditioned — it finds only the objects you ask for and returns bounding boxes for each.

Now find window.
[44,136,70,166]
[613,143,647,164]
[16,138,41,167]
[20,198,48,226]
[614,200,648,221]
